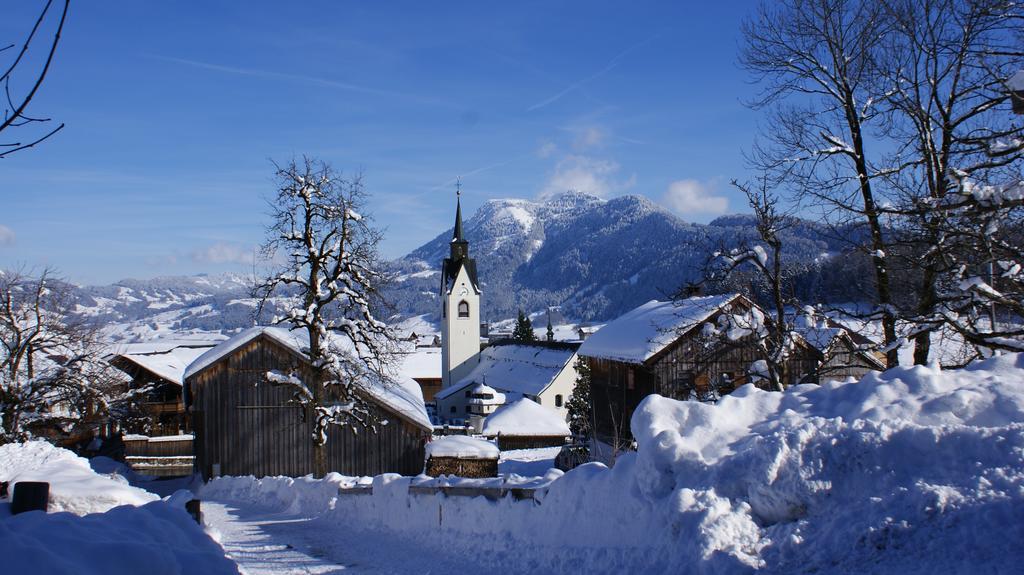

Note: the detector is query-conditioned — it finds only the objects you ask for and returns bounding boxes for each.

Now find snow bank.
[0,442,237,574]
[0,441,158,515]
[0,498,238,575]
[200,354,1024,574]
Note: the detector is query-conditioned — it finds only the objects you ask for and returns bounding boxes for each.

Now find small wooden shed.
[184,327,433,479]
[482,398,571,451]
[424,435,499,478]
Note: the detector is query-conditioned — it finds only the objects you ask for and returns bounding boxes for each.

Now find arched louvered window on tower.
[458,300,470,318]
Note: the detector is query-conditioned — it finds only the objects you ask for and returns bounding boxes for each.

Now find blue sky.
[0,1,761,284]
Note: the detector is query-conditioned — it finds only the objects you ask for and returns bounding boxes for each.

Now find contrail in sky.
[526,33,660,112]
[148,54,449,107]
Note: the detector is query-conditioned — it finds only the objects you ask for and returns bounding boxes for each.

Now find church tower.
[441,187,481,389]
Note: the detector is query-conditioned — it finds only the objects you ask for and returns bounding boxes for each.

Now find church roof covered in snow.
[434,341,579,401]
[577,294,744,364]
[482,398,571,437]
[183,326,432,430]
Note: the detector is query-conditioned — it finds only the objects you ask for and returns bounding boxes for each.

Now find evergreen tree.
[512,309,536,342]
[566,358,593,439]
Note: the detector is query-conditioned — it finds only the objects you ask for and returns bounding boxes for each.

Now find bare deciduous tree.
[1,0,69,158]
[254,157,398,478]
[705,177,805,391]
[0,268,125,444]
[741,0,901,366]
[873,0,1024,360]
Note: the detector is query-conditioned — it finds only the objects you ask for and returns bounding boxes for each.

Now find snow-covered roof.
[793,309,884,368]
[397,345,441,381]
[425,435,499,459]
[482,398,571,437]
[467,383,505,405]
[434,342,578,401]
[111,345,217,386]
[184,326,431,431]
[578,294,742,364]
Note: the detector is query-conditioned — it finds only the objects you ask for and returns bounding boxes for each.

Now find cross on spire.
[456,176,461,197]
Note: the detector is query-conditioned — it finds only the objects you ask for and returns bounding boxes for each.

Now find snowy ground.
[5,354,1024,574]
[206,500,486,574]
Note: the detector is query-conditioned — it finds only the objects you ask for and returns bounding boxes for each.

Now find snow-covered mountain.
[388,191,852,322]
[70,191,862,340]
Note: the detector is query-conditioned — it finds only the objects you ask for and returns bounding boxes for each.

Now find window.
[465,390,471,398]
[458,300,470,318]
[450,406,456,414]
[555,394,563,408]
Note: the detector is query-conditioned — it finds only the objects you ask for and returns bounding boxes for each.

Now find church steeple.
[451,180,469,260]
[440,179,482,389]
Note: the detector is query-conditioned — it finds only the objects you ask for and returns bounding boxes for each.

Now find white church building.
[435,192,579,429]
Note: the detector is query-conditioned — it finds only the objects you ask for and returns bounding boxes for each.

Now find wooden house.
[794,310,886,381]
[183,326,433,479]
[578,294,822,449]
[482,398,571,451]
[107,342,220,436]
[397,344,443,403]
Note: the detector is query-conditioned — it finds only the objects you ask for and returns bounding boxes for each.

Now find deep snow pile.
[202,355,1024,574]
[0,442,238,575]
[0,440,158,514]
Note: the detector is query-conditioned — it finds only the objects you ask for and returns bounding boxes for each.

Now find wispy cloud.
[539,154,635,199]
[190,242,256,266]
[0,225,14,247]
[526,34,659,112]
[662,179,728,216]
[149,55,449,107]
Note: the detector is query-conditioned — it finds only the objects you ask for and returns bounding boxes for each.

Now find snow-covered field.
[4,355,1024,574]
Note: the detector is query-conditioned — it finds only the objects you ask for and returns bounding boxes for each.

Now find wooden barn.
[578,294,822,449]
[183,327,433,479]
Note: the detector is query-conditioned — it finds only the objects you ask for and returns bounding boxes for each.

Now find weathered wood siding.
[819,338,882,381]
[586,303,821,446]
[188,335,428,479]
[494,435,568,451]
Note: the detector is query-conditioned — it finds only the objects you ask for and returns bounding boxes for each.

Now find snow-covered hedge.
[0,442,238,575]
[202,354,1024,574]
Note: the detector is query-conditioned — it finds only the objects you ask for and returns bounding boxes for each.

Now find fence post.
[186,499,202,524]
[11,481,49,514]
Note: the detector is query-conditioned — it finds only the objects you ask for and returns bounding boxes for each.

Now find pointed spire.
[453,181,464,243]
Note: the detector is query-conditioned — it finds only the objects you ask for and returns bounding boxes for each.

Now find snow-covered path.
[205,500,480,574]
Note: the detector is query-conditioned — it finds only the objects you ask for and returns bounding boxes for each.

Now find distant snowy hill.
[388,191,853,322]
[70,191,864,341]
